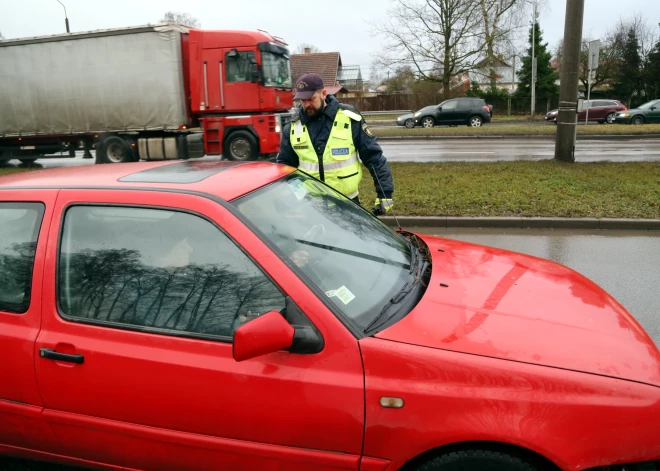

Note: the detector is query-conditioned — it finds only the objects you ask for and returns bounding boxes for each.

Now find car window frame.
[0,201,46,315]
[55,202,290,344]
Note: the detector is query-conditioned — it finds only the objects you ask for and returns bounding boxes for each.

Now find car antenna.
[371,164,402,231]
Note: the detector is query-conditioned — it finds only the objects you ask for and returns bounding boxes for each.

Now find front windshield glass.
[262,52,292,88]
[233,172,412,330]
[638,100,660,110]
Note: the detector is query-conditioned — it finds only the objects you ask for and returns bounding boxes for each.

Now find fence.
[338,93,561,115]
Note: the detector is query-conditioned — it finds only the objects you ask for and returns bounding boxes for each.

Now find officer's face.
[301,90,326,117]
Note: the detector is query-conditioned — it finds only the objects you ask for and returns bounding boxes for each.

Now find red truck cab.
[187,30,293,160]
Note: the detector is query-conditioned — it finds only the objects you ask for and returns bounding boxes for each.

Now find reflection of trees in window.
[0,242,37,313]
[59,248,284,338]
[226,52,255,83]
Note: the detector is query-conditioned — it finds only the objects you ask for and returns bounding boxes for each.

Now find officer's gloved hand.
[373,198,394,216]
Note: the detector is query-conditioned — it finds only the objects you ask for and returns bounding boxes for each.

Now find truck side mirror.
[250,64,260,83]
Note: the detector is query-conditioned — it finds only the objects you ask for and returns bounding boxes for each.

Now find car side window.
[58,206,286,339]
[456,100,471,110]
[441,100,458,110]
[226,51,256,83]
[0,203,45,314]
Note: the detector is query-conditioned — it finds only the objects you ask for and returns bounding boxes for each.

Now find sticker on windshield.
[326,285,356,305]
[287,179,309,200]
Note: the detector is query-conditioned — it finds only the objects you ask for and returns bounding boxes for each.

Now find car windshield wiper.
[294,238,410,269]
[363,245,426,334]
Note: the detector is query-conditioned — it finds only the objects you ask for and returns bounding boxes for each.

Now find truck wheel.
[413,450,538,471]
[97,136,135,164]
[223,131,258,161]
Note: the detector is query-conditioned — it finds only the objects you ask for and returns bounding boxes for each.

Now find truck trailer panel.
[0,24,190,138]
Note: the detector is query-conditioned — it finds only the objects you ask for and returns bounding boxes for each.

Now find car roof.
[0,160,296,201]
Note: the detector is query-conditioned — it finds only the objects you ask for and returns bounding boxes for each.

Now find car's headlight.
[619,113,630,117]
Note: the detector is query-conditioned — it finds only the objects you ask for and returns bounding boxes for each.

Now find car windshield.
[638,100,660,110]
[233,172,421,332]
[262,52,292,88]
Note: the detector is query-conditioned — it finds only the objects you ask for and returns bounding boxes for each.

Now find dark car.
[545,99,627,124]
[614,99,660,124]
[397,98,492,128]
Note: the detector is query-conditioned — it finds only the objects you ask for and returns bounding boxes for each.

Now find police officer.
[277,73,395,215]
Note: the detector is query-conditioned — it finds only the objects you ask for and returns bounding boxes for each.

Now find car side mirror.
[233,311,294,362]
[437,106,442,111]
[652,106,657,110]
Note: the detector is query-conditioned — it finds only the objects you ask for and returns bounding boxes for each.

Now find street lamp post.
[56,0,70,33]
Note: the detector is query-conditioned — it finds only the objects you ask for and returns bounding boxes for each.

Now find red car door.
[35,189,365,471]
[0,190,61,456]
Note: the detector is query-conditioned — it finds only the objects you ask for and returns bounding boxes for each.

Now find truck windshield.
[262,52,292,88]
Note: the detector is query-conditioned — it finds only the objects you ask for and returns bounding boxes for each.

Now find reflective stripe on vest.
[290,109,363,198]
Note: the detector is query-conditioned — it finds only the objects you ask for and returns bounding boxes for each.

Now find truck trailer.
[0,23,293,164]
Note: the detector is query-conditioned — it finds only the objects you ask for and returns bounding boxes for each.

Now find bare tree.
[477,0,524,92]
[293,43,322,54]
[161,11,201,28]
[372,0,484,98]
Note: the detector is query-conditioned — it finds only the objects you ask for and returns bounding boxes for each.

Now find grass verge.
[372,123,660,137]
[358,161,660,218]
[0,166,37,177]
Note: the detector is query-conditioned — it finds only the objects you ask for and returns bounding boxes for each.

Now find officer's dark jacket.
[276,95,394,199]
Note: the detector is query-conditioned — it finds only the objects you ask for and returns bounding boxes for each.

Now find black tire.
[405,118,415,129]
[19,158,38,164]
[632,115,645,125]
[414,450,538,471]
[96,136,136,164]
[468,116,483,127]
[223,130,259,161]
[422,117,435,128]
[605,112,615,124]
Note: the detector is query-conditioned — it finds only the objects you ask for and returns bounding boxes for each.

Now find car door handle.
[39,348,84,364]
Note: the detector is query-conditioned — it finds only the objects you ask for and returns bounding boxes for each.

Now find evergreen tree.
[612,27,643,106]
[515,21,558,99]
[646,39,660,100]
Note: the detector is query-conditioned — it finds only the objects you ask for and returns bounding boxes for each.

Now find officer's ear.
[320,89,327,100]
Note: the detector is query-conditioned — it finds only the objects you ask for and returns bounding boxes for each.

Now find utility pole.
[554,0,585,162]
[530,0,536,117]
[56,0,70,33]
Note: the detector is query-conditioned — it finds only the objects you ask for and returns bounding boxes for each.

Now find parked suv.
[397,98,492,128]
[545,99,626,124]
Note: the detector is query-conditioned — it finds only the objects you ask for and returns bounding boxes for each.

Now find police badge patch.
[362,122,374,137]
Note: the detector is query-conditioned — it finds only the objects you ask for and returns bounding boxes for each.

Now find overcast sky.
[1,0,658,80]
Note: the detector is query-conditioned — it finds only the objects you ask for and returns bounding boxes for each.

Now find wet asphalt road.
[2,138,659,167]
[378,138,660,162]
[0,228,658,471]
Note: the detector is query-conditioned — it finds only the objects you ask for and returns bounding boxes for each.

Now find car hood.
[397,113,413,120]
[377,235,660,387]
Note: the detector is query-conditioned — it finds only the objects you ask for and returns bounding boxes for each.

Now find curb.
[375,134,660,141]
[380,216,660,230]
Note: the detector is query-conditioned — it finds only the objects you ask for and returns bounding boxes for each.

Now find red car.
[546,99,627,124]
[1,161,659,471]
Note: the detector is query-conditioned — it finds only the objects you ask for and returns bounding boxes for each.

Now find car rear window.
[57,205,285,340]
[0,203,45,314]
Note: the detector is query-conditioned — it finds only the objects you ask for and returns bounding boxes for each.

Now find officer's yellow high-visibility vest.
[290,109,363,199]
